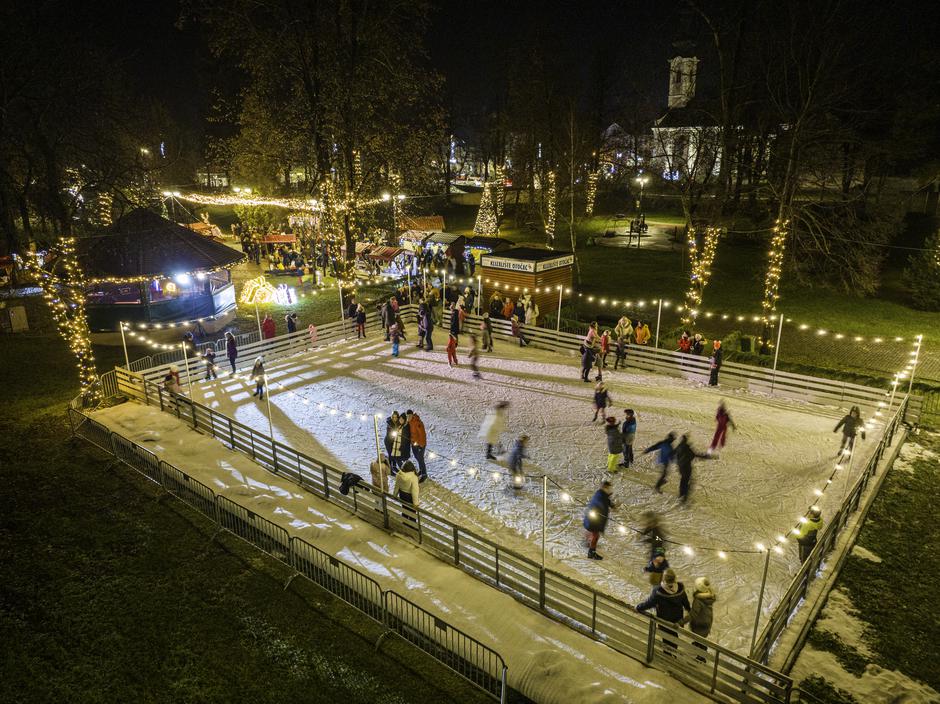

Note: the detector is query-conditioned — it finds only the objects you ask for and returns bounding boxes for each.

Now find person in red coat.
[261,313,276,339]
[708,401,737,454]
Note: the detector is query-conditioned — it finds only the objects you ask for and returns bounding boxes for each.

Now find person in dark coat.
[636,569,691,655]
[448,302,461,337]
[796,507,824,562]
[488,294,503,320]
[381,297,396,341]
[708,402,736,454]
[620,409,637,468]
[203,346,217,380]
[355,304,367,338]
[285,312,298,334]
[833,406,865,455]
[708,340,723,386]
[396,412,412,468]
[417,301,429,349]
[466,250,476,276]
[643,547,670,585]
[604,416,622,472]
[480,313,494,352]
[250,357,265,399]
[643,432,676,493]
[385,411,402,473]
[640,511,666,559]
[592,382,612,422]
[508,435,529,488]
[581,345,597,382]
[583,480,617,559]
[674,434,710,502]
[225,331,238,373]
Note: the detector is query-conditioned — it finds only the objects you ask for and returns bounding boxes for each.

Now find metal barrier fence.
[750,396,909,664]
[110,366,796,703]
[109,305,914,703]
[66,408,508,703]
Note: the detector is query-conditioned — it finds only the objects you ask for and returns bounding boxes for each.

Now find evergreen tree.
[904,229,940,310]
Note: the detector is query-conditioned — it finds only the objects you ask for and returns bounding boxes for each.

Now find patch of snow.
[793,645,940,704]
[815,588,873,658]
[850,545,882,563]
[893,438,938,474]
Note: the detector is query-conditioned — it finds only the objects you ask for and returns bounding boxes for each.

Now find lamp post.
[750,545,773,658]
[769,313,785,396]
[634,175,649,214]
[556,285,563,333]
[119,322,130,368]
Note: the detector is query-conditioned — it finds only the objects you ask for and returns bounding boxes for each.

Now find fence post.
[381,493,390,529]
[710,651,720,693]
[591,592,597,634]
[191,402,198,430]
[272,442,278,472]
[143,378,150,406]
[453,526,460,565]
[250,433,256,460]
[322,464,330,498]
[539,568,546,609]
[500,666,508,704]
[228,418,235,449]
[495,547,500,586]
[645,619,656,663]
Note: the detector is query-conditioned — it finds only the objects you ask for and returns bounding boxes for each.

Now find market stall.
[480,247,573,319]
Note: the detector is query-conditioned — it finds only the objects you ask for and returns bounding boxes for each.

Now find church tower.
[667,54,699,108]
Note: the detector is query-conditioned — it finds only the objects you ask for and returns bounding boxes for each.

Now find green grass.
[0,335,501,704]
[798,431,940,695]
[798,675,860,704]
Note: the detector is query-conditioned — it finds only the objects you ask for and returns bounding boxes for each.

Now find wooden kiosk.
[480,247,574,315]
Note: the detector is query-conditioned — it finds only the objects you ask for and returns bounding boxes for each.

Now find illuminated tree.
[904,228,940,310]
[473,183,499,236]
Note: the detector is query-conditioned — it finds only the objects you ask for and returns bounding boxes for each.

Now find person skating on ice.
[674,434,711,503]
[833,405,865,456]
[583,480,617,559]
[508,434,529,488]
[708,401,736,455]
[479,401,509,460]
[250,357,265,399]
[796,506,824,562]
[619,409,637,468]
[592,381,612,422]
[603,416,622,472]
[708,339,723,386]
[643,432,677,493]
[581,344,597,382]
[468,333,482,379]
[643,547,670,584]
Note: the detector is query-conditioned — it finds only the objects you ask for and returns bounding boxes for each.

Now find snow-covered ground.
[91,401,710,703]
[185,335,885,654]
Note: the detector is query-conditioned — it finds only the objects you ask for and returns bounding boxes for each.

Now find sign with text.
[482,254,574,274]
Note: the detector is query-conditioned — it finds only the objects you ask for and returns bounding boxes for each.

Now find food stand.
[480,247,574,318]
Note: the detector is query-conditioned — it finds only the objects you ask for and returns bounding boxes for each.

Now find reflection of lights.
[174,273,191,286]
[717,551,727,559]
[196,272,206,281]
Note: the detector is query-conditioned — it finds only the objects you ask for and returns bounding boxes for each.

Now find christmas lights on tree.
[493,166,506,224]
[545,171,557,244]
[584,169,601,217]
[94,191,113,227]
[473,182,499,236]
[25,237,101,405]
[761,219,789,328]
[682,226,720,326]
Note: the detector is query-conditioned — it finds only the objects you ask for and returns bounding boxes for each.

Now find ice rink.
[191,335,884,653]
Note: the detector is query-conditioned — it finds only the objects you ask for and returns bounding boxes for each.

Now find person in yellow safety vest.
[796,507,824,562]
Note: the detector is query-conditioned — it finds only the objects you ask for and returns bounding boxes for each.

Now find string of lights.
[545,171,557,243]
[584,169,600,218]
[761,219,788,328]
[682,226,720,326]
[473,182,499,236]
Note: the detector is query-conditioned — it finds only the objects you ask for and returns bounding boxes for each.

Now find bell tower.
[667,55,699,108]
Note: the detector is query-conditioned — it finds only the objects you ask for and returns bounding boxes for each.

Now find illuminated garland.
[473,182,499,236]
[25,238,101,404]
[682,226,720,326]
[584,169,601,217]
[94,191,113,227]
[493,166,506,223]
[761,219,788,328]
[171,191,388,213]
[84,260,244,286]
[545,171,557,243]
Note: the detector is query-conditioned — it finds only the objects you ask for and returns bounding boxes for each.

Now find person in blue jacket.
[583,480,618,560]
[508,435,529,488]
[619,409,637,468]
[643,432,676,493]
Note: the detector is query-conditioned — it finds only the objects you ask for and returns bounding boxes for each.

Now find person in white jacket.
[525,299,539,327]
[394,461,421,524]
[478,401,509,460]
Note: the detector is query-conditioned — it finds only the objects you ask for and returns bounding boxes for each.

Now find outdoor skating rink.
[189,335,883,654]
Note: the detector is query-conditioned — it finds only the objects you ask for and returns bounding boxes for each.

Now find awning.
[424,232,463,246]
[466,235,514,251]
[261,233,297,245]
[340,242,373,255]
[369,246,406,262]
[400,230,431,243]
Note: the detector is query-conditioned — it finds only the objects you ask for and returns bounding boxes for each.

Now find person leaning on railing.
[796,507,824,563]
[635,568,691,656]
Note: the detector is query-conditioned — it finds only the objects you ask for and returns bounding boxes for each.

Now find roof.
[482,247,571,262]
[77,208,245,281]
[400,214,445,232]
[654,99,719,129]
[261,233,297,244]
[466,235,515,250]
[424,232,464,245]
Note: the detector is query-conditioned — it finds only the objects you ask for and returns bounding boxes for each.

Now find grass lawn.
[795,430,940,702]
[0,334,501,704]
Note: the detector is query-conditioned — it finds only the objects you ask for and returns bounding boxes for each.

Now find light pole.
[750,545,773,657]
[634,175,649,215]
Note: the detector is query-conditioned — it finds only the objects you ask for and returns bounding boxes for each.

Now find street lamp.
[634,175,649,214]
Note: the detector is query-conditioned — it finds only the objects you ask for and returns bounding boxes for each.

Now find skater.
[390,319,401,357]
[614,315,633,344]
[599,329,611,367]
[225,331,238,373]
[619,409,637,468]
[511,316,529,347]
[636,569,691,656]
[708,340,723,386]
[355,304,367,338]
[674,434,710,503]
[640,510,666,558]
[594,342,605,381]
[643,432,677,493]
[604,417,622,471]
[682,576,717,639]
[479,401,509,460]
[394,460,421,524]
[581,344,597,382]
[480,312,494,352]
[834,405,865,455]
[446,332,459,366]
[583,480,618,559]
[592,381,612,422]
[708,402,737,454]
[163,365,182,395]
[285,312,298,334]
[261,313,276,340]
[385,411,402,472]
[381,296,396,341]
[369,453,391,492]
[250,357,265,399]
[449,302,461,338]
[796,507,824,563]
[644,547,670,584]
[203,346,217,380]
[583,322,599,348]
[422,300,435,351]
[613,333,628,370]
[468,333,482,379]
[396,412,412,469]
[508,434,529,487]
[406,410,428,482]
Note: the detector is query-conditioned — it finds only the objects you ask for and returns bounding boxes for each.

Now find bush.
[903,228,940,310]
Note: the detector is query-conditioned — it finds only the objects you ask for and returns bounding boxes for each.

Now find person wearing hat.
[682,577,717,639]
[369,453,391,492]
[708,339,723,386]
[636,568,691,656]
[604,416,622,471]
[393,460,421,524]
[833,405,866,456]
[583,480,618,559]
[643,547,670,585]
[796,507,824,562]
[619,409,637,468]
[592,381,612,422]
